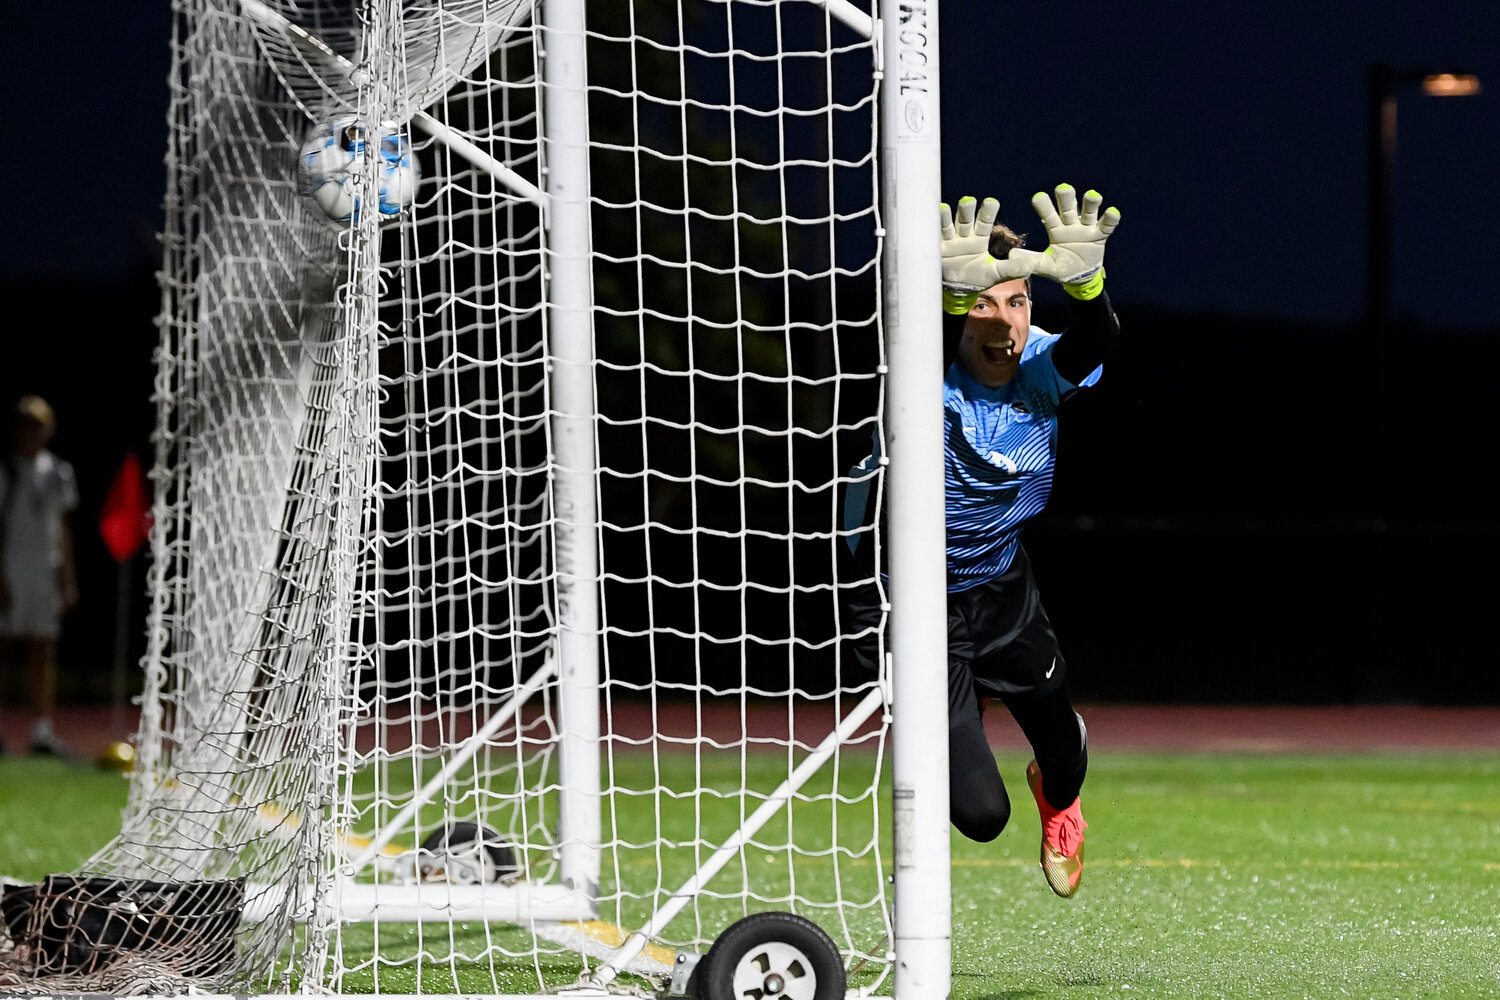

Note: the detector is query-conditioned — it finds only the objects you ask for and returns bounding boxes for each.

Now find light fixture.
[1421,73,1482,97]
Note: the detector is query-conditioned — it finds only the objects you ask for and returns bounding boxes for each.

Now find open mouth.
[980,341,1013,365]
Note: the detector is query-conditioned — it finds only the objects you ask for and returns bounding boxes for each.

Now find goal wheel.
[416,821,520,884]
[699,912,845,1000]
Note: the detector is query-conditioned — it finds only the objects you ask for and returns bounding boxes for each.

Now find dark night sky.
[5,1,1498,330]
[946,1,1500,332]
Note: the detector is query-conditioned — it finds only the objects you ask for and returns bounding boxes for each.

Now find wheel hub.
[731,943,817,1000]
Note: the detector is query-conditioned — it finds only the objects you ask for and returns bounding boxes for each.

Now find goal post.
[879,2,953,996]
[540,0,605,909]
[0,0,952,997]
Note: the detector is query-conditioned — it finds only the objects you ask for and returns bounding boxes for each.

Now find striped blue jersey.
[944,326,1100,592]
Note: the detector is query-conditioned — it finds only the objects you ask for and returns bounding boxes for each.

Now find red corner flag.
[99,453,152,563]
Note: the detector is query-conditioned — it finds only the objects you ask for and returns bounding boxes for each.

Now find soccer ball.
[300,115,421,223]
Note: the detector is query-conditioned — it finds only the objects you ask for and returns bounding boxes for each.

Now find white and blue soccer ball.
[300,115,421,223]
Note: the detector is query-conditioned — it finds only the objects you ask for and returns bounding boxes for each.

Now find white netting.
[0,0,893,994]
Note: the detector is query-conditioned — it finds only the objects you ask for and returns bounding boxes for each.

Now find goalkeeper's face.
[957,279,1032,387]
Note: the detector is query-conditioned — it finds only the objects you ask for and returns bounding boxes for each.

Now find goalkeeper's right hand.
[940,196,1032,315]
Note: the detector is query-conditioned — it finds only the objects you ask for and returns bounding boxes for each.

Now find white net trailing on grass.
[0,0,899,994]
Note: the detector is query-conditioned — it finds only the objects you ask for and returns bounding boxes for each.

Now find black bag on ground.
[1,875,244,976]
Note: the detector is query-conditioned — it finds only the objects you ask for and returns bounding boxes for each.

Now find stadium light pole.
[1364,65,1480,517]
[1365,66,1481,335]
[1360,65,1479,700]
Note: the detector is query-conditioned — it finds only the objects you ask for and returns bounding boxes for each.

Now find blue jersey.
[944,327,1099,592]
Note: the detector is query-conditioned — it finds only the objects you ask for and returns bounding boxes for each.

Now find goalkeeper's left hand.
[1004,183,1121,300]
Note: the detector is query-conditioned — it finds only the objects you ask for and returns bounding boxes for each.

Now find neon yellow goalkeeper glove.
[1004,183,1121,300]
[939,196,1033,314]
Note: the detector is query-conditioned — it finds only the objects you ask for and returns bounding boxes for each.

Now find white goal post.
[0,0,951,997]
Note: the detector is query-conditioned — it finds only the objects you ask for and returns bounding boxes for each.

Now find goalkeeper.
[844,184,1121,897]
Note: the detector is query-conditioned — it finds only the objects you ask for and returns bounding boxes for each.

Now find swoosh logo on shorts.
[1045,658,1056,679]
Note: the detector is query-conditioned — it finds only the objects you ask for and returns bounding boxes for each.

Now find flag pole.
[111,557,130,735]
[98,453,150,741]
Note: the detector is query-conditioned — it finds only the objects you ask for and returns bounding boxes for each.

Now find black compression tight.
[948,685,1088,843]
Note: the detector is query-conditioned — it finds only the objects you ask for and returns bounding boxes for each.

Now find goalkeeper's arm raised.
[938,184,1124,380]
[1016,184,1123,383]
[940,183,1120,304]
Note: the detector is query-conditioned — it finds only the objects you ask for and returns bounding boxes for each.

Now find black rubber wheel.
[416,821,520,884]
[699,912,846,1000]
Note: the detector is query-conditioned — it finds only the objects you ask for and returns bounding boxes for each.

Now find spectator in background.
[0,396,80,756]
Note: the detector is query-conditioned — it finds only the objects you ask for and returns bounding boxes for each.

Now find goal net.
[0,0,952,996]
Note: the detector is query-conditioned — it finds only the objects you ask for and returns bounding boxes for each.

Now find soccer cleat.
[1026,759,1086,897]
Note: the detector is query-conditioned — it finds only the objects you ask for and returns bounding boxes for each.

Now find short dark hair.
[988,222,1026,259]
[989,223,1031,296]
[15,395,55,436]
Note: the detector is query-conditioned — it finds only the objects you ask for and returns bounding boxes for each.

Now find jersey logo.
[986,451,1017,473]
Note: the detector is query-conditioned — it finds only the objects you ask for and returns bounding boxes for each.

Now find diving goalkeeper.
[845,184,1122,897]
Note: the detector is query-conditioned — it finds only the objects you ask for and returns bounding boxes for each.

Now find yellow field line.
[554,920,677,966]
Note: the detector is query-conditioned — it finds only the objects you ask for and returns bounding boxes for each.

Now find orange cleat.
[1026,759,1086,897]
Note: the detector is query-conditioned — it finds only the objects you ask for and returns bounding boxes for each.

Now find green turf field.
[2,751,1497,999]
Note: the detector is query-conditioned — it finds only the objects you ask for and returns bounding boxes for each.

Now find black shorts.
[842,546,1066,729]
